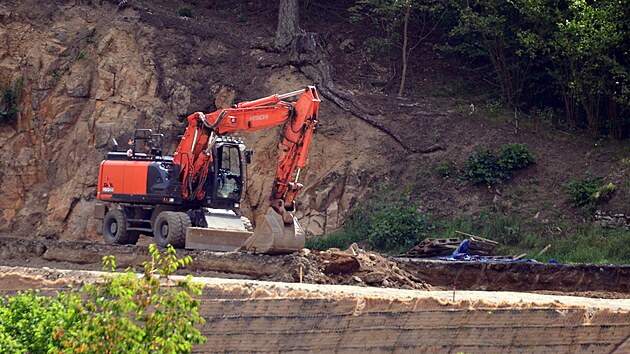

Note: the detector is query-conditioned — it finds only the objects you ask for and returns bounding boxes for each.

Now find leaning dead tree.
[272,1,443,154]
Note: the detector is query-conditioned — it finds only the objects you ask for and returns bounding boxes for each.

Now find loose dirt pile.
[298,244,431,290]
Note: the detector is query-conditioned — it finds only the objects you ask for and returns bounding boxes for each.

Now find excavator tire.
[153,211,191,249]
[102,209,133,245]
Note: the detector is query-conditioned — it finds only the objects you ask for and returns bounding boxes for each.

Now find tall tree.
[275,0,300,50]
[350,0,446,97]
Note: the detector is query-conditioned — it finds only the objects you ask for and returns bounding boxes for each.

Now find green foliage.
[435,211,630,264]
[435,159,457,179]
[0,78,21,126]
[496,143,535,179]
[462,143,534,185]
[443,0,630,138]
[177,6,193,18]
[462,148,500,185]
[564,176,616,212]
[307,184,434,254]
[0,245,205,353]
[367,204,434,253]
[178,6,193,18]
[0,290,81,353]
[76,49,87,60]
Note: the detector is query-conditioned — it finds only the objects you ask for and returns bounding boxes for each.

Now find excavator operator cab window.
[215,144,243,200]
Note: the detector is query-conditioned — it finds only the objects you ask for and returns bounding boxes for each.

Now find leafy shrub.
[462,148,500,185]
[462,143,535,185]
[367,204,434,253]
[0,245,206,353]
[177,6,193,18]
[0,290,79,353]
[564,176,616,211]
[497,143,535,179]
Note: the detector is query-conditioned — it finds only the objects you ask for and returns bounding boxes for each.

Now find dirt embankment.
[1,265,629,354]
[1,236,628,298]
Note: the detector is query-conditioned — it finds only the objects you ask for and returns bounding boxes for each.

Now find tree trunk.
[275,0,300,50]
[398,4,411,97]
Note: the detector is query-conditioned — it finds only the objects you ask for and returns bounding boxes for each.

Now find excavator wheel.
[102,209,134,245]
[153,211,191,249]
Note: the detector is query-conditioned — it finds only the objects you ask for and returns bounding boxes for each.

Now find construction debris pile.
[298,245,431,290]
[406,233,496,256]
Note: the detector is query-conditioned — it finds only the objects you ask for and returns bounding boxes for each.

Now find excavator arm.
[173,86,320,253]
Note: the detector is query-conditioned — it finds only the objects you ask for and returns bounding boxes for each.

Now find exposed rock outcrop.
[0,1,382,241]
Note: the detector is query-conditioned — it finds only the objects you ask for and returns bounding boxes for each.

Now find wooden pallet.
[406,237,461,257]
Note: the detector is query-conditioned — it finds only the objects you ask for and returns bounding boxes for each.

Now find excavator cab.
[214,141,243,201]
[199,138,246,211]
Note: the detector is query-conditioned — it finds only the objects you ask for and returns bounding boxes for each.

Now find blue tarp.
[437,239,541,263]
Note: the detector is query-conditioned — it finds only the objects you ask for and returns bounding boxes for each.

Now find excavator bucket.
[184,208,304,254]
[240,207,305,254]
[185,210,253,252]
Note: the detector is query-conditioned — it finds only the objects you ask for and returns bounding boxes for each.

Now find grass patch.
[309,203,630,264]
[434,211,629,264]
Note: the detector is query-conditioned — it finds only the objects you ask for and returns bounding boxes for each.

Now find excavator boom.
[177,86,319,253]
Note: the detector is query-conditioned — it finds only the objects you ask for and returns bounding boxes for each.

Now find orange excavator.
[94,86,320,254]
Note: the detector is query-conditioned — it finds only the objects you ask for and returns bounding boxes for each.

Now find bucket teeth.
[184,208,304,254]
[240,207,305,254]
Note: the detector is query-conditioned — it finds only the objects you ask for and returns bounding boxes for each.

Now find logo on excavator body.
[102,182,114,193]
[250,114,268,122]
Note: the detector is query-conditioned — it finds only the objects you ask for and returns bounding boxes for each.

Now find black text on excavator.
[94,86,320,254]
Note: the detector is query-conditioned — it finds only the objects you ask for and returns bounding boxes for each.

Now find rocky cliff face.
[0,1,381,241]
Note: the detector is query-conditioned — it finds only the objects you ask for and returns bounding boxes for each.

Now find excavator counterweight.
[95,87,319,254]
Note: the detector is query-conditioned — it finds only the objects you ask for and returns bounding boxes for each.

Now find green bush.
[564,176,616,212]
[367,204,434,253]
[462,148,500,185]
[497,143,535,179]
[0,290,78,353]
[462,143,535,185]
[0,245,206,353]
[177,6,193,18]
